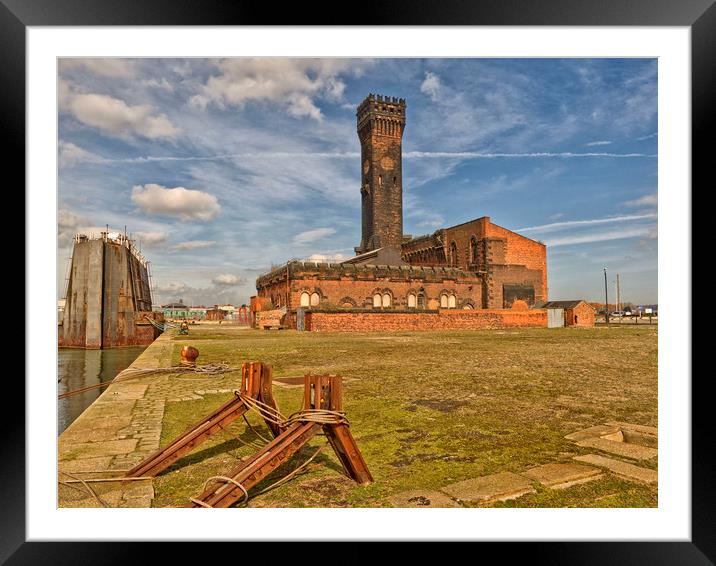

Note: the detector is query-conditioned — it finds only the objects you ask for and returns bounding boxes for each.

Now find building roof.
[538,300,590,309]
[162,302,188,309]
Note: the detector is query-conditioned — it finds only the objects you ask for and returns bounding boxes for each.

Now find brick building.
[539,300,595,327]
[254,94,548,328]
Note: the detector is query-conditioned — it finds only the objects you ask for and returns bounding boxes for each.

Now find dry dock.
[57,328,245,507]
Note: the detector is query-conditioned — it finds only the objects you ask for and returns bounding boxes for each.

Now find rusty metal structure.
[187,372,372,508]
[125,362,282,479]
[125,361,372,507]
[59,231,164,348]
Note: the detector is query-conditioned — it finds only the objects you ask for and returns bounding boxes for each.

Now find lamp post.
[603,268,610,324]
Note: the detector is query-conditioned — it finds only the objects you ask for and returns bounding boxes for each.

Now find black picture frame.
[7,1,706,563]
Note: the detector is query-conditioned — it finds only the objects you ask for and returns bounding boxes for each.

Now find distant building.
[538,300,595,327]
[162,301,189,319]
[206,305,227,321]
[189,306,207,320]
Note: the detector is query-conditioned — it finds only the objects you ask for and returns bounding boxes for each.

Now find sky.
[57,58,658,307]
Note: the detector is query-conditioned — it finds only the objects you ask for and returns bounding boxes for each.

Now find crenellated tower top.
[357,94,406,140]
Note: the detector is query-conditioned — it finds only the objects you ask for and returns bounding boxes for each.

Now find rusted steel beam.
[187,421,322,508]
[323,424,373,485]
[188,373,373,507]
[125,361,279,479]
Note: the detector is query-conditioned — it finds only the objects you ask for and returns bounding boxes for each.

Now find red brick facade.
[565,302,595,327]
[402,216,547,308]
[303,309,547,332]
[256,263,484,312]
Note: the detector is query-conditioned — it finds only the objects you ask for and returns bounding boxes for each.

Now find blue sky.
[57,58,657,306]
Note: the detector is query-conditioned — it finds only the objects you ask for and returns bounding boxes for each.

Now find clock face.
[363,159,370,174]
[380,156,395,170]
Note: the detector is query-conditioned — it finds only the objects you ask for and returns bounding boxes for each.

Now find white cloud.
[172,240,216,251]
[404,151,655,159]
[293,227,336,244]
[190,59,364,120]
[585,140,612,146]
[135,231,168,248]
[420,71,441,101]
[415,214,444,229]
[58,141,101,168]
[155,281,189,294]
[142,77,174,92]
[547,227,652,247]
[212,274,243,286]
[57,205,88,244]
[624,193,658,208]
[61,88,180,140]
[637,132,658,141]
[59,58,136,78]
[518,213,657,233]
[131,184,220,220]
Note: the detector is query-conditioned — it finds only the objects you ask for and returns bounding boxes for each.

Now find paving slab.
[441,472,535,503]
[521,463,603,489]
[564,424,620,442]
[606,421,658,436]
[58,456,114,473]
[388,490,461,508]
[575,437,658,460]
[59,438,139,459]
[574,454,658,485]
[104,383,149,401]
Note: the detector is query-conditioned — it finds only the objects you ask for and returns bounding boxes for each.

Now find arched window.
[417,292,426,309]
[407,293,417,308]
[310,292,320,306]
[450,241,458,267]
[463,304,474,310]
[440,294,449,308]
[300,292,310,307]
[373,294,382,308]
[382,293,392,307]
[448,294,457,308]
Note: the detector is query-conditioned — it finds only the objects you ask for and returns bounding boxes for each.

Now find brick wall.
[303,308,547,332]
[257,262,484,311]
[485,222,547,300]
[566,303,595,327]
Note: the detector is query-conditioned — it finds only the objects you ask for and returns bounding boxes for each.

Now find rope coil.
[237,393,349,428]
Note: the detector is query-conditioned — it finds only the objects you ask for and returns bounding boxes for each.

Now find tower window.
[448,294,457,309]
[373,294,382,308]
[407,293,416,308]
[300,292,310,307]
[440,294,449,308]
[310,292,320,306]
[382,293,392,308]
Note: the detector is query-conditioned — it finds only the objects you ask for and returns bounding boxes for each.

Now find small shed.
[539,300,595,327]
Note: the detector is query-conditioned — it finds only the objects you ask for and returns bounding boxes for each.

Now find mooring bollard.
[180,345,200,366]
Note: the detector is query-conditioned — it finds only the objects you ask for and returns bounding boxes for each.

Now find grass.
[150,324,657,508]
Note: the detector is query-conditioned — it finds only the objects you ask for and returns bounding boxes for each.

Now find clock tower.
[355,94,406,254]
